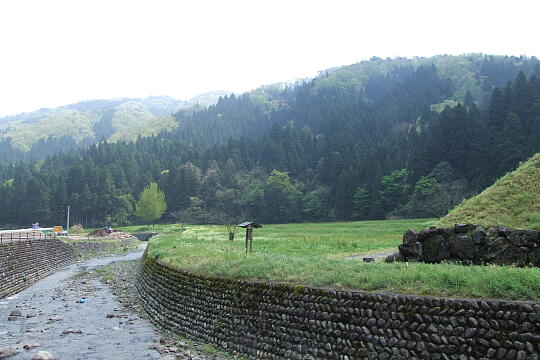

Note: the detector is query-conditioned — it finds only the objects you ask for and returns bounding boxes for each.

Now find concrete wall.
[137,253,540,360]
[0,238,74,298]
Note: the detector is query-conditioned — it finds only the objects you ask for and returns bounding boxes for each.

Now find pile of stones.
[386,224,540,266]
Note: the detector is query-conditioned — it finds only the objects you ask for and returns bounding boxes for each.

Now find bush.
[70,224,84,235]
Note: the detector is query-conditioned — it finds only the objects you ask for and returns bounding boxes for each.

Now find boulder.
[497,226,509,237]
[472,226,487,245]
[0,347,18,359]
[398,242,422,259]
[403,229,419,245]
[454,224,476,234]
[422,235,450,263]
[506,230,540,248]
[385,252,404,263]
[483,237,507,261]
[417,227,437,242]
[8,309,21,321]
[529,250,540,267]
[451,235,476,260]
[31,351,55,360]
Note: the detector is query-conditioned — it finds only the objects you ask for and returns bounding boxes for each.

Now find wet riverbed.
[0,250,165,360]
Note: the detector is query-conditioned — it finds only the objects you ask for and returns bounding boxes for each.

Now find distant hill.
[1,54,538,162]
[318,53,540,107]
[0,92,230,155]
[438,153,540,230]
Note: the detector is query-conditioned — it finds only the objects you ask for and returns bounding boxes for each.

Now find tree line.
[0,66,538,228]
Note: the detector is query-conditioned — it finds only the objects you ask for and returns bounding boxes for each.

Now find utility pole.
[66,205,70,236]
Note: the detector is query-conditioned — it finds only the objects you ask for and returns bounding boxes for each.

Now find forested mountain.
[0,92,229,162]
[0,54,539,228]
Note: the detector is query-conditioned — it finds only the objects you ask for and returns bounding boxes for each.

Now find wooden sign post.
[238,222,262,254]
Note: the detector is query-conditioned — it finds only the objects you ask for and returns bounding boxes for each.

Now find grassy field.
[146,219,540,301]
[439,153,540,230]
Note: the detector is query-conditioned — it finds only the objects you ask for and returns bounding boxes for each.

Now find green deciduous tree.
[135,182,167,227]
[379,169,409,216]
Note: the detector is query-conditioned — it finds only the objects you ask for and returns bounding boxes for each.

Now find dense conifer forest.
[0,54,539,228]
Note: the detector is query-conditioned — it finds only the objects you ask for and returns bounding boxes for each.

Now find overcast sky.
[0,0,538,117]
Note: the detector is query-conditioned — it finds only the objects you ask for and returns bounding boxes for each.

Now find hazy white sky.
[0,0,538,117]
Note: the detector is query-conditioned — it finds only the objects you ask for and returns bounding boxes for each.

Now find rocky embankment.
[0,248,242,360]
[387,224,540,266]
[101,260,244,360]
[0,251,164,360]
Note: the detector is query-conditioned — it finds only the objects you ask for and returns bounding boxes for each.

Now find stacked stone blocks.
[0,237,134,298]
[391,224,540,266]
[137,253,540,360]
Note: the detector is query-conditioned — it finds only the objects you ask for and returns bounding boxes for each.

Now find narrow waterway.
[0,249,165,360]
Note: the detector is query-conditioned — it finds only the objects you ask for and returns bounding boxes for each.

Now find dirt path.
[0,248,166,360]
[347,250,395,262]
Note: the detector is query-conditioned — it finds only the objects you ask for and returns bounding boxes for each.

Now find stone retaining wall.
[390,224,540,266]
[70,238,134,257]
[0,237,136,299]
[0,238,75,298]
[137,253,540,360]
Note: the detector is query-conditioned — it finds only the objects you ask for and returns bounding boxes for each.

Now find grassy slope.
[438,153,540,230]
[146,219,540,301]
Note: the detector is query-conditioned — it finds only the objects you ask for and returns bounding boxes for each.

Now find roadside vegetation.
[147,219,540,301]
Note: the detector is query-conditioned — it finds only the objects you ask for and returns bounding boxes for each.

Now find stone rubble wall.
[390,224,540,266]
[0,238,75,298]
[137,253,540,360]
[0,237,135,299]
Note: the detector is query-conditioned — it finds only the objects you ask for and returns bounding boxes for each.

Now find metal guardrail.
[0,232,55,245]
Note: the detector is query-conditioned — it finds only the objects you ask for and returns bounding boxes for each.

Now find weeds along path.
[0,248,166,360]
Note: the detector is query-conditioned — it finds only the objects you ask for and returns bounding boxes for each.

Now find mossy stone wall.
[137,253,540,359]
[0,237,134,298]
[0,238,75,298]
[394,225,540,266]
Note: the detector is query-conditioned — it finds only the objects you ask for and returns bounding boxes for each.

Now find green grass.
[149,219,432,260]
[147,219,540,300]
[438,153,540,230]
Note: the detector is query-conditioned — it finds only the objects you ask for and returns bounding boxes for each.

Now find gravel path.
[0,246,243,360]
[347,250,395,262]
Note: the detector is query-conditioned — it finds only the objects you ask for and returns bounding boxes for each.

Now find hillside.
[318,54,540,107]
[171,54,540,149]
[438,153,540,229]
[0,54,537,162]
[0,55,538,228]
[0,96,181,150]
[0,92,230,161]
